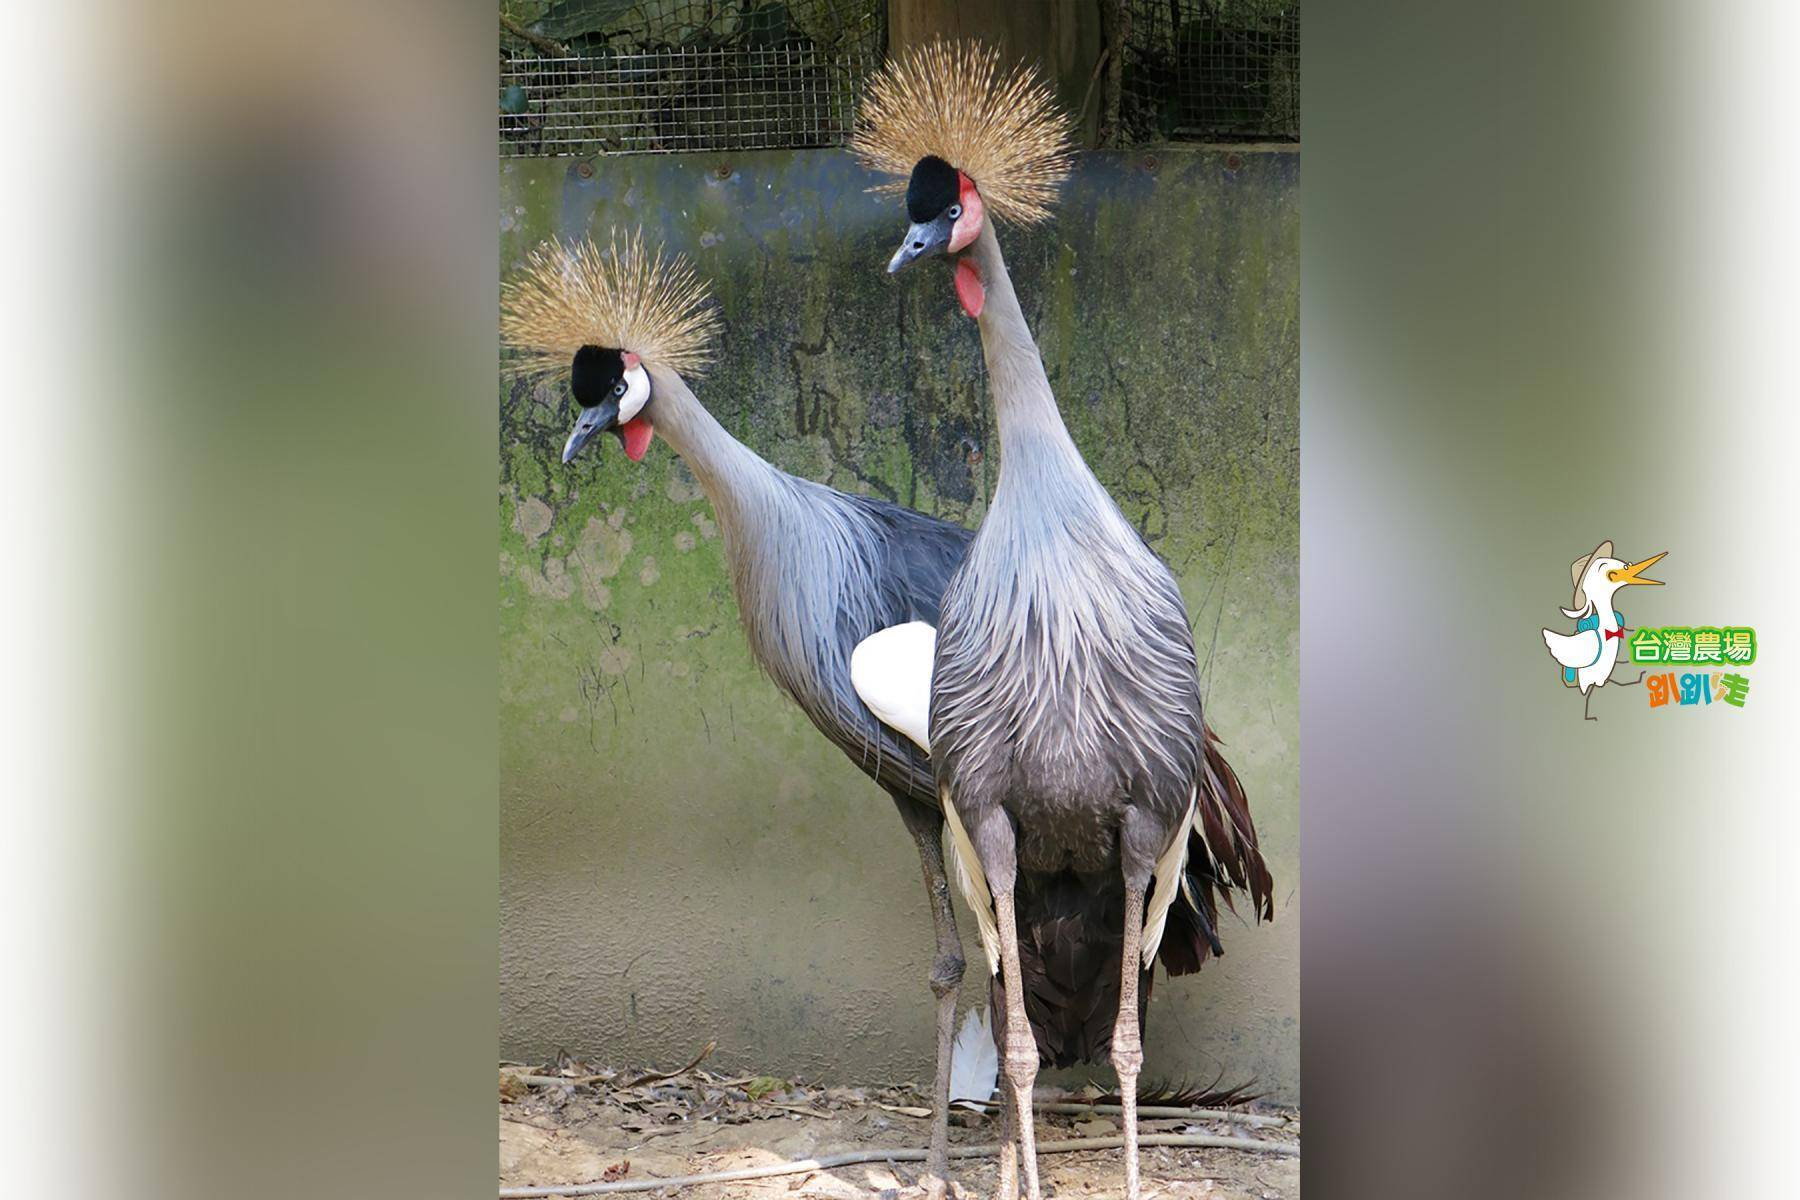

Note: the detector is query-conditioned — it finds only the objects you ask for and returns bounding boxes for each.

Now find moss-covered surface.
[500,148,1298,1100]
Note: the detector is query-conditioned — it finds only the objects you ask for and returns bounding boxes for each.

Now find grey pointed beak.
[563,398,620,464]
[888,217,953,274]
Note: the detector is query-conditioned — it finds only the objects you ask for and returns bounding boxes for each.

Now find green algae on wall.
[499,147,1300,1100]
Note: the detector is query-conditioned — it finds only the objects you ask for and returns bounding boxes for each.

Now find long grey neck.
[644,366,789,540]
[642,366,857,718]
[966,222,1090,495]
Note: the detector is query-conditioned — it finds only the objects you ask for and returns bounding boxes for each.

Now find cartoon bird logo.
[1541,540,1666,720]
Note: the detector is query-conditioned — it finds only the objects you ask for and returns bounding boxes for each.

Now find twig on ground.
[626,1125,716,1154]
[766,1101,834,1119]
[620,1040,716,1088]
[505,1072,610,1089]
[968,1098,1291,1129]
[503,1041,715,1093]
[504,1043,712,1101]
[498,1132,1297,1197]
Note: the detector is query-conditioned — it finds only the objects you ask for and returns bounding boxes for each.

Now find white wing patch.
[1140,789,1197,968]
[850,621,936,753]
[1542,627,1600,670]
[852,622,1001,973]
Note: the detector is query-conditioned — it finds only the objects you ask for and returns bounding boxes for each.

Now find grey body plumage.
[729,474,970,803]
[641,365,967,806]
[932,421,1202,880]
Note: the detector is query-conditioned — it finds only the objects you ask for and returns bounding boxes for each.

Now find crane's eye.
[613,381,626,397]
[947,203,962,219]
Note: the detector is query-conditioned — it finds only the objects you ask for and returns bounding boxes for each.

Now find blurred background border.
[5,2,1797,1199]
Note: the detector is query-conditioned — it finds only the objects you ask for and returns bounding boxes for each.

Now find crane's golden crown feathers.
[851,39,1075,226]
[501,230,719,379]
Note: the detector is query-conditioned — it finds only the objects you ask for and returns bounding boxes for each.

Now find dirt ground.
[499,1052,1299,1198]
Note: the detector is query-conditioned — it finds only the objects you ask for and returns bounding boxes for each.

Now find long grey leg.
[992,887,1041,1200]
[1112,883,1149,1200]
[891,796,965,1199]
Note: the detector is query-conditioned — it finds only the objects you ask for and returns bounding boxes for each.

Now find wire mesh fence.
[1115,0,1299,143]
[499,2,1299,156]
[500,0,883,156]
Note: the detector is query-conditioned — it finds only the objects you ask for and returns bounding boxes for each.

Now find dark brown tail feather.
[1158,722,1275,978]
[996,870,1142,1068]
[1091,1073,1263,1109]
[972,1075,1262,1114]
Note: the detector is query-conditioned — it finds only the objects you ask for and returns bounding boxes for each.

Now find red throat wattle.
[621,417,654,461]
[954,259,985,319]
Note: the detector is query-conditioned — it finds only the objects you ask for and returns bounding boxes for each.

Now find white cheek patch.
[619,365,651,423]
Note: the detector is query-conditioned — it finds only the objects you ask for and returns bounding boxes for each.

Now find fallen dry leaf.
[600,1160,629,1182]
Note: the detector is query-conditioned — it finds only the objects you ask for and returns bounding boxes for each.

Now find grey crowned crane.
[502,231,974,1193]
[851,43,1274,1200]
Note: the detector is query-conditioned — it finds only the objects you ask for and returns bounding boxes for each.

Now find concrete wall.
[499,147,1299,1100]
